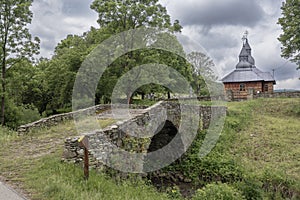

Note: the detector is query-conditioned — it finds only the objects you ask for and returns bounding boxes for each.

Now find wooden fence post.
[78,136,89,180]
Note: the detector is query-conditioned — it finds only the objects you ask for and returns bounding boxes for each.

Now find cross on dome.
[242,30,249,44]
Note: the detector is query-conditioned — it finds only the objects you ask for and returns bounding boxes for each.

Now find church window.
[264,84,268,92]
[240,84,246,91]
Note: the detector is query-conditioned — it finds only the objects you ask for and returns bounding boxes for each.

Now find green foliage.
[25,156,171,200]
[0,124,17,141]
[0,0,40,125]
[229,98,300,199]
[278,0,300,67]
[261,169,299,199]
[6,60,46,111]
[288,103,300,116]
[0,0,192,121]
[131,98,157,106]
[193,183,246,200]
[89,0,190,103]
[180,152,243,185]
[1,119,169,200]
[4,99,40,129]
[161,101,251,186]
[165,186,182,199]
[1,98,300,199]
[90,0,181,33]
[233,178,263,200]
[1,118,155,199]
[160,98,300,199]
[0,0,40,59]
[187,52,218,96]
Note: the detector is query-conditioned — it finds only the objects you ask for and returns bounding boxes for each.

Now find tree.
[0,0,40,125]
[278,0,300,69]
[91,0,181,33]
[5,60,41,128]
[90,0,183,103]
[187,52,217,96]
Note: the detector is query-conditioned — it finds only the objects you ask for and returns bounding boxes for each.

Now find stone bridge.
[63,101,226,173]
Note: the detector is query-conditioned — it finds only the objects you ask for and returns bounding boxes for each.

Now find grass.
[229,98,300,181]
[25,155,170,200]
[0,98,299,199]
[227,98,300,198]
[0,119,172,200]
[160,98,300,199]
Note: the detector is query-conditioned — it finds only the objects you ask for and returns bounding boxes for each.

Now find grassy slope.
[0,119,171,200]
[0,98,299,199]
[226,98,300,199]
[229,98,300,181]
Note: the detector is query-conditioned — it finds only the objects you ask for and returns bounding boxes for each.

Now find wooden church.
[221,34,276,100]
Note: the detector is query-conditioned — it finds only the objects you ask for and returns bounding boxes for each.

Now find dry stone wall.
[17,104,148,135]
[17,105,111,135]
[62,101,227,172]
[253,91,300,99]
[226,90,300,101]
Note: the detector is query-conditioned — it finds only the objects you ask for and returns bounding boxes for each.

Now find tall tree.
[91,0,181,33]
[0,0,40,125]
[90,0,183,103]
[278,0,300,69]
[187,52,217,96]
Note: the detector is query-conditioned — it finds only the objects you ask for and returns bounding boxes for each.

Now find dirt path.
[0,121,79,199]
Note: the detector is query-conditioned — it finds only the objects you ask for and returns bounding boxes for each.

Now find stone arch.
[143,120,185,172]
[147,120,180,153]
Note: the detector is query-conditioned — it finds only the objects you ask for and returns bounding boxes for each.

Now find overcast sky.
[29,0,300,90]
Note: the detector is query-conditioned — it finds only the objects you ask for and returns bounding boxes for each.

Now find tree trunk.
[1,58,6,126]
[1,42,7,125]
[197,85,201,96]
[1,17,8,126]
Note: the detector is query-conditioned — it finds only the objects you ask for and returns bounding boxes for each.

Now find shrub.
[5,101,40,129]
[234,178,263,200]
[261,169,299,199]
[131,99,157,106]
[193,182,245,200]
[165,129,243,184]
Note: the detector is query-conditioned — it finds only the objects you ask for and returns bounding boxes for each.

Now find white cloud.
[275,77,300,90]
[29,0,97,57]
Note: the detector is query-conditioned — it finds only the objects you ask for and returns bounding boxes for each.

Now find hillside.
[0,98,299,199]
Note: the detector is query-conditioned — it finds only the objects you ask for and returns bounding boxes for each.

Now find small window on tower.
[240,84,246,91]
[264,84,268,92]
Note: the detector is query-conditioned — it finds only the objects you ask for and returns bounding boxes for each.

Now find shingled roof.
[221,38,276,84]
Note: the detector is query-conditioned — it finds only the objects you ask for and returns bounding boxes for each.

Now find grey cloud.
[169,0,265,27]
[197,31,239,49]
[268,63,299,81]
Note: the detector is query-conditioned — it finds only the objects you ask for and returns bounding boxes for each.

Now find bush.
[234,178,263,200]
[261,169,299,199]
[193,183,245,200]
[5,101,40,129]
[131,99,157,106]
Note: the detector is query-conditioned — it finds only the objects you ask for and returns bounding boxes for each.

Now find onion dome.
[236,60,252,69]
